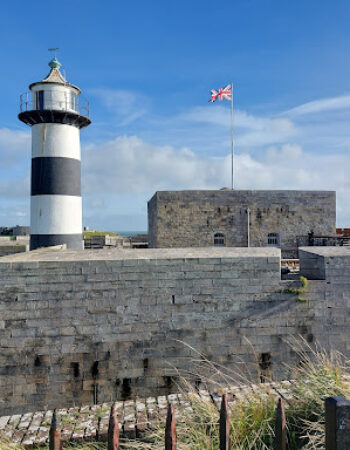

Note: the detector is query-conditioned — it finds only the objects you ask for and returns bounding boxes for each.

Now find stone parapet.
[0,246,348,415]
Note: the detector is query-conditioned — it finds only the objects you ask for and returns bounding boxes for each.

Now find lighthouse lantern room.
[19,56,91,250]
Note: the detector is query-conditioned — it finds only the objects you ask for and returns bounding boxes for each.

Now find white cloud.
[285,95,350,117]
[0,202,29,226]
[0,128,30,225]
[0,128,30,166]
[181,105,296,147]
[83,135,226,194]
[0,128,30,199]
[82,135,348,227]
[90,89,150,126]
[0,177,29,199]
[266,144,303,162]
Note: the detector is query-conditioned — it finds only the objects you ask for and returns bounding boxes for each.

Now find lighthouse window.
[36,91,44,110]
[67,92,76,110]
[214,233,225,247]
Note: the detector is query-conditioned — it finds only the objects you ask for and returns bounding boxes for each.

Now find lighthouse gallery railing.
[19,92,90,118]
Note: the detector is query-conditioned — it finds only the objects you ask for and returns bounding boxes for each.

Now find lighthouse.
[19,56,91,250]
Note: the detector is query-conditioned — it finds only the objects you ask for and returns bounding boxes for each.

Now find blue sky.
[1,0,350,230]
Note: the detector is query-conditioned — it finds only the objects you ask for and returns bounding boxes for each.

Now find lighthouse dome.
[48,56,62,70]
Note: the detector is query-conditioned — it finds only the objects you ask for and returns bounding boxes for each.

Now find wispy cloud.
[90,88,150,126]
[284,95,350,117]
[180,105,296,147]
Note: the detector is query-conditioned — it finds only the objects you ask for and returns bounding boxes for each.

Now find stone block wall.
[0,243,28,258]
[148,190,336,258]
[299,249,326,280]
[0,246,349,416]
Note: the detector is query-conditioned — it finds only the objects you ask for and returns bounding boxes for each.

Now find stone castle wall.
[0,243,28,258]
[148,190,336,257]
[0,246,349,416]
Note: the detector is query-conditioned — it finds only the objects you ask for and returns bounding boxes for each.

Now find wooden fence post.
[219,394,230,450]
[165,403,177,450]
[49,410,61,450]
[275,397,286,450]
[325,396,350,449]
[108,404,120,450]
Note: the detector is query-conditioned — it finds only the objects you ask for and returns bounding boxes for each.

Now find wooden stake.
[219,394,230,450]
[108,404,120,450]
[49,410,61,450]
[165,403,177,450]
[275,397,286,450]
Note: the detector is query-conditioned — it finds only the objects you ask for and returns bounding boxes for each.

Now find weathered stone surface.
[0,246,348,416]
[148,190,336,258]
[0,243,28,258]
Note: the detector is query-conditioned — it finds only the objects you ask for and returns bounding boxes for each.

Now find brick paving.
[0,381,293,447]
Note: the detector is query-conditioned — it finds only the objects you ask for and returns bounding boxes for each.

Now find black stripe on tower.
[30,234,83,251]
[31,157,81,196]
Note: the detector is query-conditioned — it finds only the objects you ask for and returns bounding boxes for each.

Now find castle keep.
[148,190,336,257]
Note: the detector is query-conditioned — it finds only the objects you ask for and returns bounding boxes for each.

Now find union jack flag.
[209,84,232,102]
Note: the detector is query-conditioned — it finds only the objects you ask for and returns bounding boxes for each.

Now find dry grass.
[139,340,350,449]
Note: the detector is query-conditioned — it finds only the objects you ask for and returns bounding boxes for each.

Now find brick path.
[0,381,293,447]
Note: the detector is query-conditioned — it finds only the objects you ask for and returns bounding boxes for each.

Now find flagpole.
[230,82,234,190]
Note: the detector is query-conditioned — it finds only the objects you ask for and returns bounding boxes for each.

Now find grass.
[281,276,310,302]
[139,341,350,449]
[83,231,119,239]
[1,342,349,449]
[281,287,307,294]
[300,276,309,289]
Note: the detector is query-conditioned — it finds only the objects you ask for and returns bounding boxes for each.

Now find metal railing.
[296,235,350,247]
[19,92,90,118]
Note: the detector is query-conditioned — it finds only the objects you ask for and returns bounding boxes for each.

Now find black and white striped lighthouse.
[19,56,91,250]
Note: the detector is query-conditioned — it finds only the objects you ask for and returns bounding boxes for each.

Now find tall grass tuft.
[286,343,350,449]
[145,340,350,449]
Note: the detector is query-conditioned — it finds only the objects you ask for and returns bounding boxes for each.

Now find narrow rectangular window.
[66,92,76,111]
[36,91,44,110]
[268,233,279,246]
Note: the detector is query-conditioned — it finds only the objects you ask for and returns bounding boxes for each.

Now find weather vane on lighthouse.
[48,47,59,57]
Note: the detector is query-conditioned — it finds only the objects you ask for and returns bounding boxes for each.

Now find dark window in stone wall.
[268,233,279,246]
[214,232,225,246]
